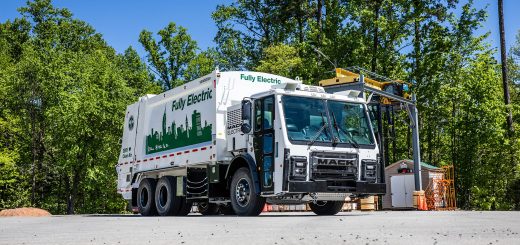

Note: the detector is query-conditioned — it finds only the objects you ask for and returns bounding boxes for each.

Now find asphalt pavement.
[0,211,519,245]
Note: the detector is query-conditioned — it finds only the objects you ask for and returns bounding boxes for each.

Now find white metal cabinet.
[390,174,415,208]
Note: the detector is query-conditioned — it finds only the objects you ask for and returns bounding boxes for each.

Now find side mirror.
[241,99,252,134]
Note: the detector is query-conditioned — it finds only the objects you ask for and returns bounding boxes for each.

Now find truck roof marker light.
[156,156,161,159]
[169,154,175,157]
[201,147,207,151]
[162,155,167,158]
[149,158,154,161]
[333,90,362,98]
[272,81,300,91]
[143,159,147,162]
[184,150,190,154]
[192,149,198,152]
[176,152,182,155]
[213,80,216,88]
[136,160,141,163]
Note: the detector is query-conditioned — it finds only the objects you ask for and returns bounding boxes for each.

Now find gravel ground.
[0,211,519,245]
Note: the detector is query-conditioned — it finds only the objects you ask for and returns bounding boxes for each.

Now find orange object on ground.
[418,196,428,211]
[0,208,51,217]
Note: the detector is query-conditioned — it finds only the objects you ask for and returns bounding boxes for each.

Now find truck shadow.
[85,213,370,218]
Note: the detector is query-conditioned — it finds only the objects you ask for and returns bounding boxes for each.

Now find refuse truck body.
[116,69,385,216]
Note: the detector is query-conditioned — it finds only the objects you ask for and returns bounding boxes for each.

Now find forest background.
[1,0,520,214]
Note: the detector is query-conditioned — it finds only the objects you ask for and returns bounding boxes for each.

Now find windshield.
[327,100,375,145]
[282,95,375,146]
[282,96,331,143]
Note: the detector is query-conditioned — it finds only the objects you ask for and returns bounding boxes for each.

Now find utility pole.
[498,0,514,134]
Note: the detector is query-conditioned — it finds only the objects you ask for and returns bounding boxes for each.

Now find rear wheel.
[309,201,344,215]
[230,168,265,216]
[154,177,179,216]
[137,178,157,216]
[198,201,220,215]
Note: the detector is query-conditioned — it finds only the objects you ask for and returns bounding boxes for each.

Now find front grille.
[310,152,358,180]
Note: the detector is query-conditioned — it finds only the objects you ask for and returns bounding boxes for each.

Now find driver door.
[253,96,275,193]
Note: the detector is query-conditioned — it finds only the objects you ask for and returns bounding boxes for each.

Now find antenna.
[312,46,336,69]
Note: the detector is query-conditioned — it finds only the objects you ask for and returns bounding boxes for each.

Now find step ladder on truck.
[116,69,387,216]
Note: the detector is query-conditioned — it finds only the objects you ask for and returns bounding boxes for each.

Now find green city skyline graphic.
[145,109,212,154]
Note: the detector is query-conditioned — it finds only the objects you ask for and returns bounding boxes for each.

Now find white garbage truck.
[116,69,385,216]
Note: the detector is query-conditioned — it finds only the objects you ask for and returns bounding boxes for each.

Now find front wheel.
[309,201,344,215]
[230,168,265,216]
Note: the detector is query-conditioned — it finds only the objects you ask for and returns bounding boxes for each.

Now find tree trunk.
[498,0,514,134]
[30,103,36,206]
[371,0,381,72]
[317,0,323,45]
[66,168,81,215]
[413,0,421,85]
[297,0,304,44]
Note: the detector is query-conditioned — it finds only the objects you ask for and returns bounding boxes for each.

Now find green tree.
[212,0,290,69]
[139,22,197,90]
[255,44,302,78]
[185,48,219,81]
[117,46,162,96]
[0,0,158,214]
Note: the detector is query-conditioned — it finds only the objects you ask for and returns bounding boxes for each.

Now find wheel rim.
[159,185,168,208]
[140,188,148,207]
[235,178,251,207]
[315,201,328,207]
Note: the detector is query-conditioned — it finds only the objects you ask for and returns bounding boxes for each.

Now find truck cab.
[225,82,385,215]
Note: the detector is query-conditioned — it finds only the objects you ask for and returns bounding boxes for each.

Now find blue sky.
[1,0,519,60]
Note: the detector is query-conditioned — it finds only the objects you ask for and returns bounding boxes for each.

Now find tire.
[219,204,236,215]
[137,178,157,216]
[230,167,265,216]
[198,201,220,215]
[309,201,344,215]
[154,176,180,216]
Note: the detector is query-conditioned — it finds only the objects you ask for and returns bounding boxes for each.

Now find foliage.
[255,44,302,78]
[139,22,197,90]
[213,0,520,210]
[185,48,220,81]
[1,0,520,212]
[0,0,157,214]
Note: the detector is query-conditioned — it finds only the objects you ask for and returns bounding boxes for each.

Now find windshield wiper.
[347,136,360,148]
[330,111,359,148]
[308,112,328,147]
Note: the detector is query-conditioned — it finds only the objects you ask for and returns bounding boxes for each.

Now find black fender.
[225,154,261,194]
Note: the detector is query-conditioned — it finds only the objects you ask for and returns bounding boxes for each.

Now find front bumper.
[288,180,386,194]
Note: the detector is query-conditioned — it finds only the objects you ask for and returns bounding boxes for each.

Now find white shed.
[382,160,444,209]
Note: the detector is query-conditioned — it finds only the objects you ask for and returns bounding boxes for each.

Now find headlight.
[361,159,377,182]
[290,156,307,180]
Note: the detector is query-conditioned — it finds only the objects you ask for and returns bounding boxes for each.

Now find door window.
[263,97,274,130]
[255,100,262,132]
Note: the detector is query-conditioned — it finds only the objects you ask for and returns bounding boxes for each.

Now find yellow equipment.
[319,68,412,105]
[319,66,424,197]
